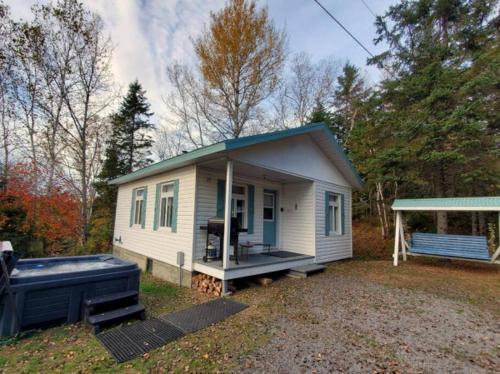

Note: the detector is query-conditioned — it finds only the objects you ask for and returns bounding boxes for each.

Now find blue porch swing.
[391,197,500,266]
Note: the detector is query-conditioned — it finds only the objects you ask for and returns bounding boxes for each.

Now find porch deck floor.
[194,251,314,271]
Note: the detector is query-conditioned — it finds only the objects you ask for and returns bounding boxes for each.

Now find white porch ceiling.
[197,158,312,184]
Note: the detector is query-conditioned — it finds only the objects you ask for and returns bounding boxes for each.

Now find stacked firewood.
[191,274,223,296]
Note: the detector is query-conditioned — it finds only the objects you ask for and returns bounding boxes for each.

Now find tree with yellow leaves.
[194,0,286,139]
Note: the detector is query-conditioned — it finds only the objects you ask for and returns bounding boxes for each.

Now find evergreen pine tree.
[115,80,155,173]
[307,99,332,126]
[348,0,499,235]
[332,63,368,148]
[89,81,154,252]
[93,114,124,212]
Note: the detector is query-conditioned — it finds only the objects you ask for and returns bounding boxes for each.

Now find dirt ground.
[1,259,499,373]
[240,261,500,373]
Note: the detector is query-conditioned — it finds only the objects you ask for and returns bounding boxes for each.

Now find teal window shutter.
[141,187,148,229]
[216,179,225,217]
[247,184,254,234]
[129,189,137,227]
[171,179,179,232]
[153,183,161,231]
[340,193,345,235]
[324,191,330,236]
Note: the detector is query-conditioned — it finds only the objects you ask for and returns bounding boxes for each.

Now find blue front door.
[263,190,277,246]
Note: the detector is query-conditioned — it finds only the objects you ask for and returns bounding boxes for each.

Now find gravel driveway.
[240,268,500,373]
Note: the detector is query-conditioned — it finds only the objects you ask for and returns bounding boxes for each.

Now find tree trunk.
[375,182,389,238]
[478,212,486,235]
[374,186,386,239]
[81,130,88,244]
[375,199,386,239]
[1,118,8,192]
[46,100,64,194]
[1,149,7,192]
[471,212,477,235]
[437,212,448,234]
[435,165,448,234]
[129,115,135,172]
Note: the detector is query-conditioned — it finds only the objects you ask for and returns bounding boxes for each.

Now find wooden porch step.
[87,304,146,334]
[287,264,326,278]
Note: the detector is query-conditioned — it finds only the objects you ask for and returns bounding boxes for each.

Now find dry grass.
[242,260,500,373]
[1,260,498,373]
[352,219,393,260]
[351,218,500,315]
[0,246,499,372]
[0,273,281,373]
[333,259,500,316]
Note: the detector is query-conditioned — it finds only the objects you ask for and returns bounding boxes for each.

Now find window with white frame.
[231,184,246,227]
[263,192,274,221]
[329,193,341,234]
[134,188,145,225]
[159,182,174,228]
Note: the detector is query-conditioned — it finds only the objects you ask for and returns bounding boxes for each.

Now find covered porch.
[193,251,314,280]
[194,158,316,289]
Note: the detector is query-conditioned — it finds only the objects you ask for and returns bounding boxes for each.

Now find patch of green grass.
[465,296,479,306]
[0,271,271,373]
[140,276,178,297]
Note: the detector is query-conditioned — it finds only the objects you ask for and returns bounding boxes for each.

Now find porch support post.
[221,280,230,296]
[393,210,401,266]
[222,160,233,270]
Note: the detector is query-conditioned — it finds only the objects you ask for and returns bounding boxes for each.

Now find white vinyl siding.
[114,165,196,271]
[315,181,352,263]
[194,168,285,259]
[114,134,355,275]
[280,182,315,256]
[230,134,350,187]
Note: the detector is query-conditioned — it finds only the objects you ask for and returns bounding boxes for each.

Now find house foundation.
[113,245,192,288]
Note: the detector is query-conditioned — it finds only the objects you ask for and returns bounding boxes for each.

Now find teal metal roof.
[109,123,363,187]
[392,197,500,211]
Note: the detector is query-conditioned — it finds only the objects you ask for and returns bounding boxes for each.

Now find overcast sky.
[8,0,397,121]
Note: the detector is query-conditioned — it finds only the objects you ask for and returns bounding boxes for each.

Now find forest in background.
[0,0,498,258]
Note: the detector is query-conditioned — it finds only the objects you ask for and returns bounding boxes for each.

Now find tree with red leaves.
[0,163,81,256]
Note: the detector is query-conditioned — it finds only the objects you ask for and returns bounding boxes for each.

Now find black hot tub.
[0,255,140,337]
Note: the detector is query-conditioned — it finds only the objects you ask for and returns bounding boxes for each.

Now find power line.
[360,0,377,18]
[312,0,394,77]
[312,0,374,58]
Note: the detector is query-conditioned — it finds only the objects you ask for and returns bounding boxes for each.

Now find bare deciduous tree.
[31,2,78,193]
[53,1,114,243]
[153,124,184,160]
[0,2,15,190]
[165,64,211,148]
[271,53,340,128]
[1,0,114,244]
[9,20,45,190]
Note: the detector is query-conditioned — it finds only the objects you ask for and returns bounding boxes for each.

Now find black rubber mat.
[160,298,248,333]
[267,250,303,258]
[96,318,184,363]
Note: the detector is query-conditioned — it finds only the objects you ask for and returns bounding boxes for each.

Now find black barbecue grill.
[201,217,247,264]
